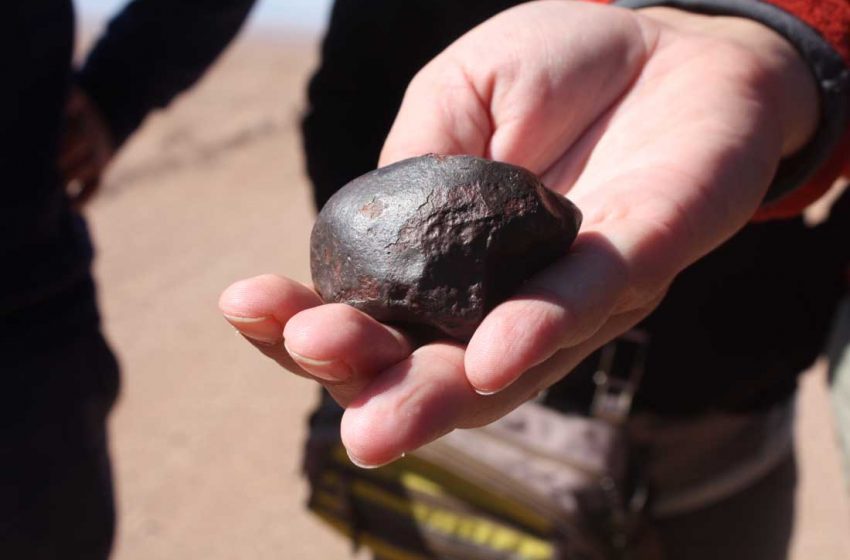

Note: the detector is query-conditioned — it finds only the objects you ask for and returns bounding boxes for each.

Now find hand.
[220,1,818,467]
[60,86,115,208]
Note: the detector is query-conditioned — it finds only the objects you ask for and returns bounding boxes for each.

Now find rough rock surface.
[310,154,582,341]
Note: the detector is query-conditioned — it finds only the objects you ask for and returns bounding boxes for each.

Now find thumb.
[378,59,491,166]
[379,1,650,176]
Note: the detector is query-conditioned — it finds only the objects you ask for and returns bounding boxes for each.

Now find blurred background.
[75,1,850,558]
[81,0,333,32]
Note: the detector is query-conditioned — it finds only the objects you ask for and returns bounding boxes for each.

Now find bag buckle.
[591,329,650,424]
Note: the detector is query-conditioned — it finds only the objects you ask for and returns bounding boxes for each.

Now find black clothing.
[2,1,253,557]
[78,0,257,147]
[303,0,848,416]
[1,0,254,322]
[0,313,119,558]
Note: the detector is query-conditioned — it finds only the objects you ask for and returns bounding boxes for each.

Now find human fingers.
[463,143,758,396]
[61,87,115,176]
[68,177,100,210]
[220,275,414,406]
[283,304,414,405]
[60,88,94,170]
[464,232,631,394]
[463,123,773,397]
[64,155,100,184]
[59,128,110,199]
[219,274,323,374]
[379,1,654,174]
[340,342,472,468]
[340,299,660,468]
[59,132,92,175]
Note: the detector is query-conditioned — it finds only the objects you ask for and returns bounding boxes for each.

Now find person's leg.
[652,452,796,560]
[0,326,120,559]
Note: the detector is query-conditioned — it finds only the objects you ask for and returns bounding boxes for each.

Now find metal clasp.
[591,329,650,424]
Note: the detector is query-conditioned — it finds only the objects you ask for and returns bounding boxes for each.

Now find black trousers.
[1,283,119,559]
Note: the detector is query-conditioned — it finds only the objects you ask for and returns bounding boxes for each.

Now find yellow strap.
[330,446,552,534]
[314,478,555,560]
[312,509,430,560]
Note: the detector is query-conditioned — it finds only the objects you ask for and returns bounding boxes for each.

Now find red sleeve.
[586,0,850,221]
[754,0,850,220]
[767,0,850,61]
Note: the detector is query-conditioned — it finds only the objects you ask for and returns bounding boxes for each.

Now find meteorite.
[310,154,582,341]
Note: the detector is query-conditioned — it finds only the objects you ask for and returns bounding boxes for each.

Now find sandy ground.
[82,30,850,559]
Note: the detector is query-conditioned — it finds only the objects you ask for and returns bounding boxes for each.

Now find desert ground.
[80,28,850,560]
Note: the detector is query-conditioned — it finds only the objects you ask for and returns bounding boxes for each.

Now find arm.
[76,0,256,147]
[60,0,255,205]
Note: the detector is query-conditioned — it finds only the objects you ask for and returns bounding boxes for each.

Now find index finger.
[220,274,417,406]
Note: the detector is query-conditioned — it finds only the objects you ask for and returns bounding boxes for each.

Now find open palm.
[220,1,817,467]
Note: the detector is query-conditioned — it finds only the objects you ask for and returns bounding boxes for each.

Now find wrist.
[638,7,819,157]
[615,0,850,214]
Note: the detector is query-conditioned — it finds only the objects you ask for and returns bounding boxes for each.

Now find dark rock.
[310,154,582,341]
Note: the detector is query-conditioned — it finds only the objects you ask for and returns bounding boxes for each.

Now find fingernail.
[284,344,353,382]
[346,448,404,470]
[223,314,282,345]
[473,376,519,396]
